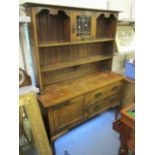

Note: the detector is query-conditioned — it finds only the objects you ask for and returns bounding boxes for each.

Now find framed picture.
[116,25,135,53]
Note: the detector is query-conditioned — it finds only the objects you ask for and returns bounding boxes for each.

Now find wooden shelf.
[39,71,125,108]
[38,38,115,48]
[41,55,112,72]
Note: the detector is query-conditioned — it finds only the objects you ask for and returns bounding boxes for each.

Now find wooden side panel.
[122,79,135,108]
[26,7,43,90]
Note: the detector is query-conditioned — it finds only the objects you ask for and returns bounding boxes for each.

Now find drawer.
[87,93,121,118]
[86,81,123,105]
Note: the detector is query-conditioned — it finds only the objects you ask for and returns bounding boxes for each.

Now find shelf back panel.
[96,14,117,38]
[39,42,114,67]
[36,9,70,43]
[41,59,112,88]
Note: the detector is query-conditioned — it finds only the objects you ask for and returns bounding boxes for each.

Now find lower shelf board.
[41,55,112,72]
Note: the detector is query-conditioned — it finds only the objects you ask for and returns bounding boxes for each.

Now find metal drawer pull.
[94,104,100,110]
[62,101,70,106]
[109,96,116,102]
[95,92,102,98]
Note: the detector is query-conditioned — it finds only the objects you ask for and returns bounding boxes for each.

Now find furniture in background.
[112,21,135,75]
[113,103,135,155]
[115,78,135,119]
[19,69,53,155]
[19,68,33,155]
[23,3,125,153]
[125,60,135,80]
[19,106,33,155]
[122,78,135,105]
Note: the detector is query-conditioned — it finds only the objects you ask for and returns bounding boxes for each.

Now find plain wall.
[20,0,108,10]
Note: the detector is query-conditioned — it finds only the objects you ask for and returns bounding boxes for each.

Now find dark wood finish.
[25,4,124,143]
[35,8,71,44]
[96,13,117,38]
[113,104,135,155]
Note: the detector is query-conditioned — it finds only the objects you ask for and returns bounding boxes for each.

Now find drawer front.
[87,93,121,118]
[86,81,123,106]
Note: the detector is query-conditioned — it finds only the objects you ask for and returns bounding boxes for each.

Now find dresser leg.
[119,145,128,155]
[119,123,130,155]
[51,141,56,155]
[115,100,123,120]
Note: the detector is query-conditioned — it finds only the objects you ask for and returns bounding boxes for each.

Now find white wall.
[108,0,134,20]
[20,0,135,20]
[20,0,108,10]
[19,41,25,70]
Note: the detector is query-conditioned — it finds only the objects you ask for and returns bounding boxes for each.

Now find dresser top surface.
[21,2,120,13]
[38,71,125,108]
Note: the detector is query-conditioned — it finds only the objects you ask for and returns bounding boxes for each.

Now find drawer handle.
[85,107,89,112]
[95,92,102,98]
[62,101,70,106]
[108,96,116,103]
[111,86,119,91]
[94,104,100,110]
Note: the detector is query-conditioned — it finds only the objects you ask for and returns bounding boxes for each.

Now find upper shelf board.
[39,38,115,48]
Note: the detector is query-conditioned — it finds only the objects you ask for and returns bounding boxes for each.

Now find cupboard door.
[71,11,96,41]
[51,96,85,133]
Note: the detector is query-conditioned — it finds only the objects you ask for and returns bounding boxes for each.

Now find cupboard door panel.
[71,11,96,41]
[51,96,85,133]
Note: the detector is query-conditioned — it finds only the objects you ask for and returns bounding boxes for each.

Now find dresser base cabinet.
[38,73,125,141]
[46,89,123,141]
